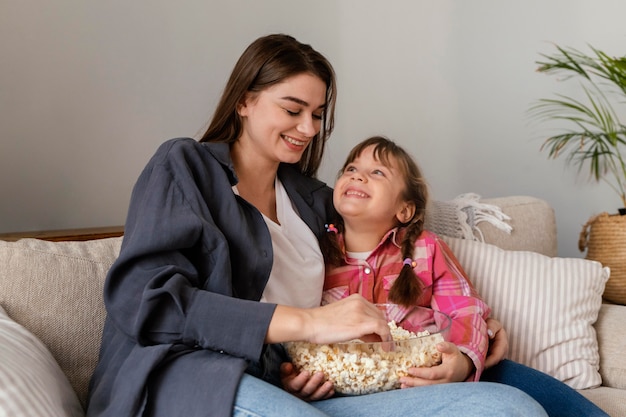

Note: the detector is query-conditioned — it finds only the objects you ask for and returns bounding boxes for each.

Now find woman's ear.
[396,201,416,224]
[237,92,253,117]
[237,99,248,117]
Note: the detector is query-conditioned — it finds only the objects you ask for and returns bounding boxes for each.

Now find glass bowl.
[284,305,451,395]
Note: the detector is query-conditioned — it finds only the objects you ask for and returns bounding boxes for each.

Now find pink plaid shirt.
[323,228,490,380]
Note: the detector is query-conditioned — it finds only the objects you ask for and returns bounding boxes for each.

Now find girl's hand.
[398,342,473,387]
[484,317,509,368]
[280,362,334,401]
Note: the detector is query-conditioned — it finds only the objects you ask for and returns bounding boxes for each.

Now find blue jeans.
[233,373,547,417]
[481,359,609,417]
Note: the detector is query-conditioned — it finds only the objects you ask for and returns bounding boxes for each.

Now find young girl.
[322,135,489,384]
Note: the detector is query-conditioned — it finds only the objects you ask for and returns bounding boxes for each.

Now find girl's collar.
[340,226,403,261]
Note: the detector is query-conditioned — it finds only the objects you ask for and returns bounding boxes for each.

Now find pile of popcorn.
[284,321,444,395]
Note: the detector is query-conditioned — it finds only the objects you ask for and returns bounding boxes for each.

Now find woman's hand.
[484,317,509,368]
[398,342,473,387]
[280,362,334,401]
[267,294,391,345]
[306,294,392,344]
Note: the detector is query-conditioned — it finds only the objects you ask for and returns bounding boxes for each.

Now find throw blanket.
[424,193,512,241]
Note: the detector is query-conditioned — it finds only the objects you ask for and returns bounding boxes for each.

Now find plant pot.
[579,212,626,304]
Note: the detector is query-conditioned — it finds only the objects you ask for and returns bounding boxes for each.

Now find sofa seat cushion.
[578,386,626,417]
[0,237,122,408]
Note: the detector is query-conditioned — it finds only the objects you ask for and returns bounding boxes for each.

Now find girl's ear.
[396,201,416,224]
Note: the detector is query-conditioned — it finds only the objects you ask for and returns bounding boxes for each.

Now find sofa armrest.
[594,303,626,390]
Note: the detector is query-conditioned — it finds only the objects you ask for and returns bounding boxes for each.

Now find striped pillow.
[0,305,84,417]
[443,237,609,389]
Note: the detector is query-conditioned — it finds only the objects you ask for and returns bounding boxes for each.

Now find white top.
[233,178,324,308]
[346,251,371,261]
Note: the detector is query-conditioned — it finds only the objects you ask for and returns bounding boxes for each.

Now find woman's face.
[237,73,326,166]
[334,146,415,233]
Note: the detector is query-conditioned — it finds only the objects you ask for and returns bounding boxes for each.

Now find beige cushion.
[0,237,122,408]
[443,236,609,389]
[480,196,558,257]
[426,195,557,257]
[0,305,84,417]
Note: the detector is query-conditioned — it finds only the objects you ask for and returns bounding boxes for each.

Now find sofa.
[0,195,624,416]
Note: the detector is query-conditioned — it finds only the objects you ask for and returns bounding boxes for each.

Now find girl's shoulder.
[395,228,440,247]
[416,229,440,243]
[414,230,454,254]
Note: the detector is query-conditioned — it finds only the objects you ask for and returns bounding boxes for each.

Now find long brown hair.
[199,34,336,177]
[324,136,429,306]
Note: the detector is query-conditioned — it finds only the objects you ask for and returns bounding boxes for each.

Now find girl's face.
[334,146,415,233]
[237,73,326,166]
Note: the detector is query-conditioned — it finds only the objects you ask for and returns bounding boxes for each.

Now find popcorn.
[284,321,444,395]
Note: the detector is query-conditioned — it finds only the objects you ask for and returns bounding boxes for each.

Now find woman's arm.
[104,139,276,362]
[267,295,392,344]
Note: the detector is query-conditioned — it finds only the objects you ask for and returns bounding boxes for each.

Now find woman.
[86,33,546,417]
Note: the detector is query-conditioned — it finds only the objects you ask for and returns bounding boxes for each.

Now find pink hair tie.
[403,258,416,268]
[325,223,338,233]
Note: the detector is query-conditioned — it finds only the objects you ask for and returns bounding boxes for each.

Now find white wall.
[1,0,624,257]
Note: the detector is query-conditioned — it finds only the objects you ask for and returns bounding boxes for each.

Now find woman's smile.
[282,134,309,149]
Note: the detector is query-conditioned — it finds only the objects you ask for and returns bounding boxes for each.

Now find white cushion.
[443,236,609,389]
[0,305,84,417]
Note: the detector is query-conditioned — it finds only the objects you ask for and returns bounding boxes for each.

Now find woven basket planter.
[579,212,626,305]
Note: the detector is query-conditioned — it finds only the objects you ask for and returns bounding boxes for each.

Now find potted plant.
[530,44,626,210]
[530,44,626,304]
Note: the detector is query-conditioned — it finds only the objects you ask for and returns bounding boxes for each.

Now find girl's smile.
[343,186,369,199]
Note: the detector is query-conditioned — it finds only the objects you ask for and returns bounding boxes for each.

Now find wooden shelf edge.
[0,226,125,242]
